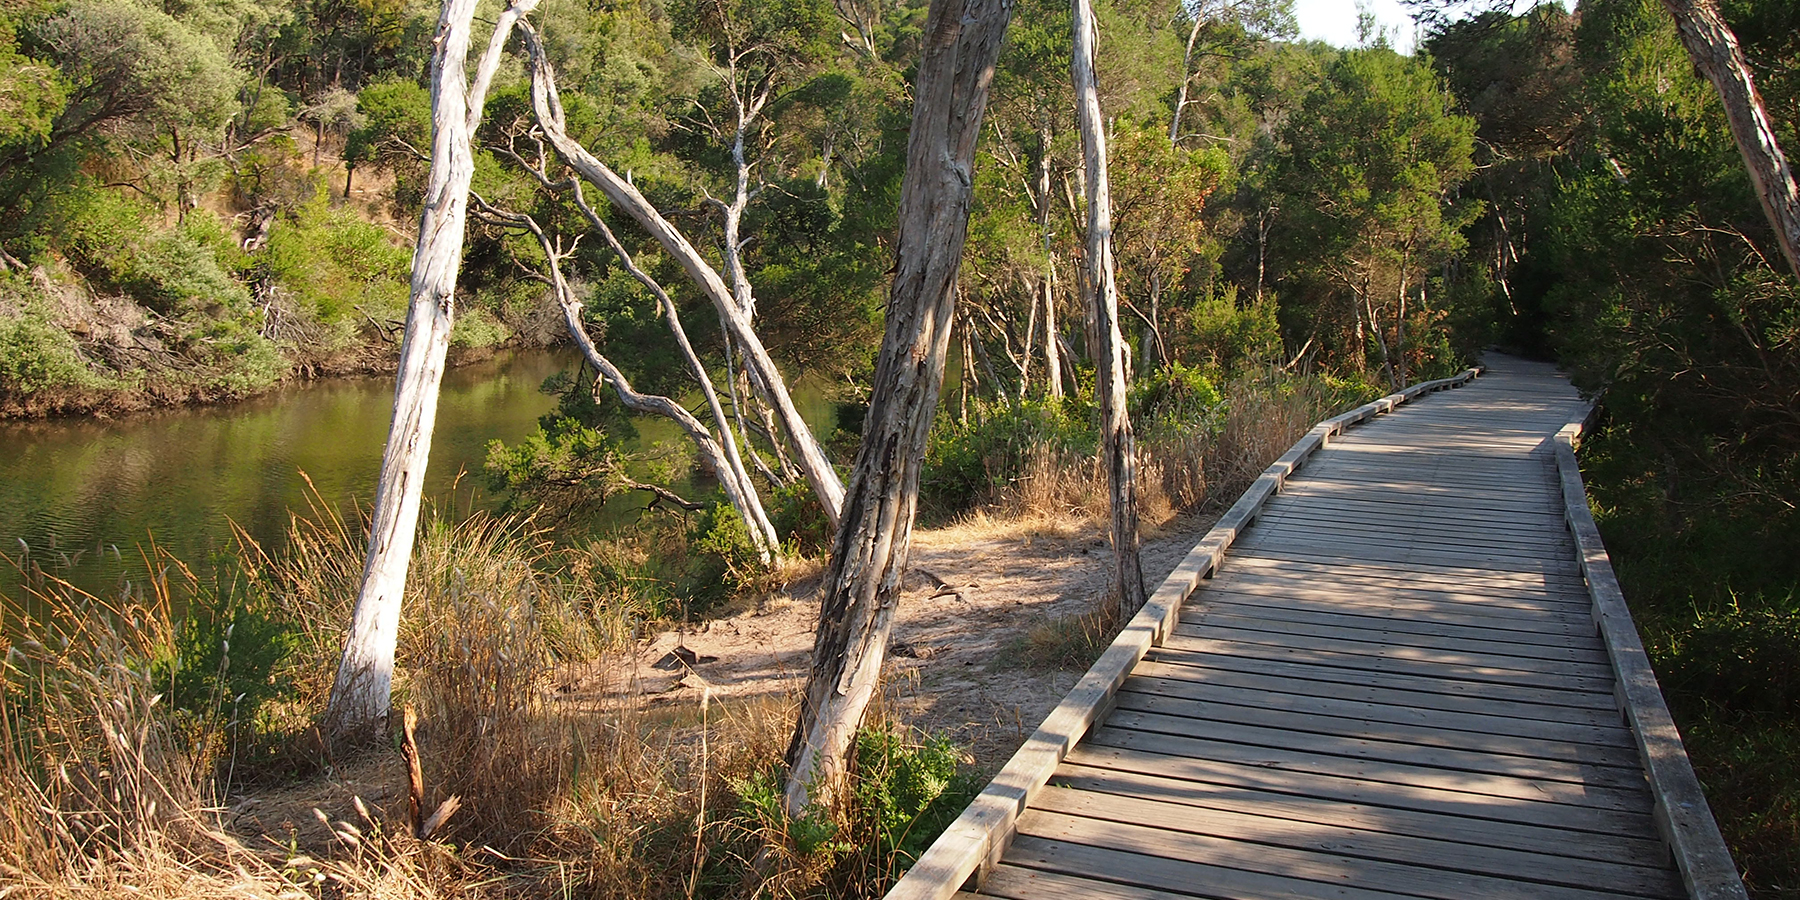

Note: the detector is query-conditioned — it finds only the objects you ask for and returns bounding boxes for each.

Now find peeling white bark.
[326,0,538,741]
[782,0,1013,816]
[1074,0,1146,614]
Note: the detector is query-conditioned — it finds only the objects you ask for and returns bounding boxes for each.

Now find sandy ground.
[611,507,1220,771]
[235,508,1219,845]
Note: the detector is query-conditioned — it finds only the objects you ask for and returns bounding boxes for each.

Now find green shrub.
[259,193,411,325]
[151,568,297,739]
[451,304,510,349]
[769,479,831,554]
[921,397,1097,519]
[1651,598,1800,718]
[1130,361,1224,436]
[729,724,978,893]
[682,501,765,615]
[0,310,104,397]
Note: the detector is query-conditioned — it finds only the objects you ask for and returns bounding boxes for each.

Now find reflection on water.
[0,350,576,598]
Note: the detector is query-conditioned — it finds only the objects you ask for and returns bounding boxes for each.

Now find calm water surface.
[0,350,577,598]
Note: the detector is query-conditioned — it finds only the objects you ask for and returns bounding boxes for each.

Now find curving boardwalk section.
[889,357,1743,900]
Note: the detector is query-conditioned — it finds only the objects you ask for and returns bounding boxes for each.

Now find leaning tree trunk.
[1662,0,1800,280]
[1073,0,1146,615]
[781,0,1013,817]
[518,24,847,530]
[325,0,537,742]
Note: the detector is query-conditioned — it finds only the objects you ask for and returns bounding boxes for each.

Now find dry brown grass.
[981,371,1362,535]
[0,372,1375,899]
[0,558,294,899]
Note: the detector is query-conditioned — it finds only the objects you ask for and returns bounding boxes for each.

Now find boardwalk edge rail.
[883,367,1483,900]
[1553,408,1747,900]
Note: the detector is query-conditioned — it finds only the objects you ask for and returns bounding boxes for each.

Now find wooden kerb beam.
[1552,409,1747,899]
[883,367,1483,900]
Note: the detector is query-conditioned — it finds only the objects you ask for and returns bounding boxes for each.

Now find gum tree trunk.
[781,0,1012,816]
[1662,0,1800,279]
[1073,0,1146,614]
[326,0,537,742]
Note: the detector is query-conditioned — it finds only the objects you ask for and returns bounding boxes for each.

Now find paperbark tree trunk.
[781,0,1012,816]
[325,0,537,743]
[1661,0,1800,280]
[518,24,847,531]
[1038,123,1065,400]
[1073,0,1146,615]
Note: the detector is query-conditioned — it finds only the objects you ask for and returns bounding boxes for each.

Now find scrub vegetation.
[0,0,1796,893]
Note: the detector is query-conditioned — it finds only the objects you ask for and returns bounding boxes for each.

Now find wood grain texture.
[886,358,1739,900]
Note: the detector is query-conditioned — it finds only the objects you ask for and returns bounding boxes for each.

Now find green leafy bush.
[259,193,411,326]
[729,724,977,892]
[921,397,1097,519]
[0,282,105,399]
[1129,361,1224,436]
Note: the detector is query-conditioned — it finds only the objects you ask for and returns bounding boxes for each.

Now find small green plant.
[728,723,978,895]
[922,397,1097,520]
[848,726,978,874]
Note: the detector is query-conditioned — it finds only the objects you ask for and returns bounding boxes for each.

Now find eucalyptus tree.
[1660,0,1800,279]
[513,14,852,530]
[784,0,1013,816]
[1074,0,1147,614]
[1169,0,1296,146]
[1269,48,1477,384]
[326,0,537,742]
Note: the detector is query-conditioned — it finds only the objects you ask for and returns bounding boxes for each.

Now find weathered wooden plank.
[1205,573,1597,615]
[998,838,1422,900]
[1139,651,1621,717]
[975,865,1206,900]
[1232,541,1586,578]
[1191,593,1601,644]
[1161,627,1616,685]
[1050,763,1671,867]
[1016,810,1664,900]
[1237,532,1579,566]
[1062,742,1659,835]
[1245,518,1576,552]
[1103,707,1647,790]
[1137,662,1634,730]
[1031,785,1682,896]
[1085,725,1653,812]
[1117,674,1636,751]
[1182,609,1611,663]
[1226,550,1588,587]
[1221,552,1587,588]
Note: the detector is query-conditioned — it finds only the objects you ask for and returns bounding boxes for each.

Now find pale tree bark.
[492,139,782,558]
[473,189,782,560]
[1170,8,1205,146]
[1038,121,1065,400]
[781,0,1012,816]
[326,0,538,742]
[1074,0,1146,614]
[1661,0,1800,280]
[517,23,847,530]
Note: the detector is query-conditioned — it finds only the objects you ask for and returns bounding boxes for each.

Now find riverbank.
[0,373,1349,899]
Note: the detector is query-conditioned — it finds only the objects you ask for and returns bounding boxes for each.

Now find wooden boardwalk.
[889,357,1743,900]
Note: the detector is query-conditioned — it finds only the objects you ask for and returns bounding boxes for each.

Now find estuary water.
[0,350,577,599]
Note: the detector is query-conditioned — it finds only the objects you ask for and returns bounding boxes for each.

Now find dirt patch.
[611,507,1220,773]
